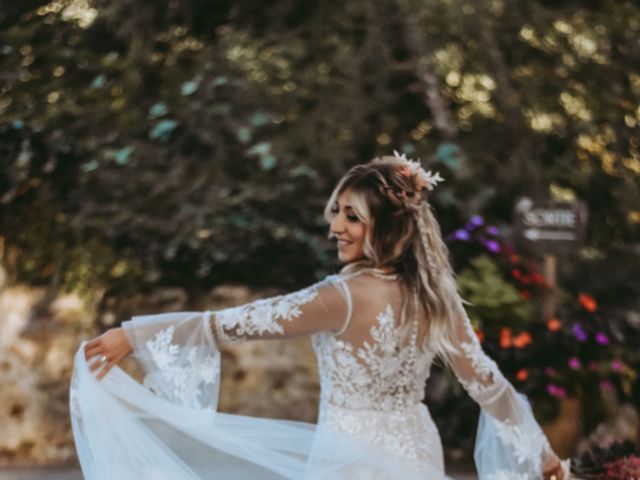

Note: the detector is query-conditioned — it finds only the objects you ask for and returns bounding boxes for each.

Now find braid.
[413,206,438,272]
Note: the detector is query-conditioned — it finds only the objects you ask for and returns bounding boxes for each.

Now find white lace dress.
[70,271,563,479]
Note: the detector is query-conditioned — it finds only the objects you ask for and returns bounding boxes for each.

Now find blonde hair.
[324,155,470,356]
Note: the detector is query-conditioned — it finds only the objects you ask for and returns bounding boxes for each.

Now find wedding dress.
[70,270,561,479]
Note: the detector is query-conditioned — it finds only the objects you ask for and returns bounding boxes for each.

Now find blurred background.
[0,0,639,477]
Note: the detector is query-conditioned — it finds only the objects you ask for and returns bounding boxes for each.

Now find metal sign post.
[513,197,588,321]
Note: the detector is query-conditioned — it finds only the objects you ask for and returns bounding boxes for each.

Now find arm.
[210,274,351,343]
[445,279,566,479]
[84,275,351,409]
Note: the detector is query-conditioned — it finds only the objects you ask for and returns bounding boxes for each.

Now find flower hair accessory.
[393,150,445,193]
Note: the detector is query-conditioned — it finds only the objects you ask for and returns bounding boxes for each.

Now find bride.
[70,152,568,479]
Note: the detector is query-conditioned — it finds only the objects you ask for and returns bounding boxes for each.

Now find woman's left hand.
[84,327,133,381]
[542,454,565,480]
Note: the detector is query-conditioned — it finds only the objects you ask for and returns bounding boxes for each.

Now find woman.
[71,152,568,479]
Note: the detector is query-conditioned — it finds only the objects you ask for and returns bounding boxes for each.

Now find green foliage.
[0,0,638,302]
[457,254,533,327]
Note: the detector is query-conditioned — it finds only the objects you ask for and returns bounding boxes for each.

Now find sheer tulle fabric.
[70,272,567,479]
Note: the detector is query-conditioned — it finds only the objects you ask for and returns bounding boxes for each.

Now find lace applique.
[452,313,510,404]
[312,303,433,413]
[494,418,549,465]
[320,403,444,471]
[457,340,509,402]
[214,286,320,342]
[145,325,220,410]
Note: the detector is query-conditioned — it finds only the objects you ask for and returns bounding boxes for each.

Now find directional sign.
[513,197,588,254]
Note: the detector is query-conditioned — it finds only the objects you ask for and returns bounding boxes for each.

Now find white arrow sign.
[523,229,577,241]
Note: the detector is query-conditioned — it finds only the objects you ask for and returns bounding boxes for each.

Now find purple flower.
[611,360,622,372]
[453,229,470,241]
[595,332,609,345]
[470,215,485,226]
[588,362,599,372]
[547,384,567,398]
[486,225,500,236]
[485,240,501,253]
[572,323,588,342]
[568,358,581,370]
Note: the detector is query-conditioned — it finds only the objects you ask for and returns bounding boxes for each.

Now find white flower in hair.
[420,169,445,191]
[392,150,445,192]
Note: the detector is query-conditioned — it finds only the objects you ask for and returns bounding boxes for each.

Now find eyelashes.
[330,206,360,223]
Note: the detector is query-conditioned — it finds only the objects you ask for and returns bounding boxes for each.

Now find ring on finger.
[99,355,108,363]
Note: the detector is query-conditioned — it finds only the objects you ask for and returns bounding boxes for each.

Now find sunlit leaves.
[435,143,463,171]
[113,146,134,165]
[91,75,105,89]
[246,142,277,170]
[181,81,199,96]
[249,111,270,127]
[149,120,178,141]
[149,103,169,118]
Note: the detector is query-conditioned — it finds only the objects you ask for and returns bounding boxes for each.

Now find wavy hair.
[324,155,469,356]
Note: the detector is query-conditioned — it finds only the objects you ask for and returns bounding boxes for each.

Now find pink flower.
[392,150,444,192]
[399,165,412,177]
[568,358,581,370]
[547,384,567,398]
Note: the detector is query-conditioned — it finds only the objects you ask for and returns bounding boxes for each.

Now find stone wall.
[0,278,320,467]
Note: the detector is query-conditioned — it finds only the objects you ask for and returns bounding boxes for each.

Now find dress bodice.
[309,280,443,469]
[311,302,435,412]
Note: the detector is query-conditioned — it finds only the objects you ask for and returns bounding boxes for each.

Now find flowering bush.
[446,215,639,423]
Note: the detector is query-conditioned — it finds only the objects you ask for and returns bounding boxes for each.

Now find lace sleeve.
[118,275,350,410]
[210,274,351,343]
[445,276,562,479]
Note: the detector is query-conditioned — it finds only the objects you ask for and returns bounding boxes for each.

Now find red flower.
[547,318,562,331]
[513,332,532,348]
[474,329,485,343]
[500,327,512,348]
[579,293,598,312]
[511,268,522,279]
[531,273,545,284]
[516,369,528,381]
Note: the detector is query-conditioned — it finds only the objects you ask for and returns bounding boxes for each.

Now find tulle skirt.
[70,343,454,480]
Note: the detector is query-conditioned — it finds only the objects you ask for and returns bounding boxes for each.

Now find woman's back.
[312,271,434,413]
[311,271,444,470]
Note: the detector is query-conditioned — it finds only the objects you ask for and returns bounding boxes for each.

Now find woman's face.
[330,189,367,264]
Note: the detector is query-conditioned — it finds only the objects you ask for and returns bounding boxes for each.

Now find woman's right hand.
[84,327,133,381]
